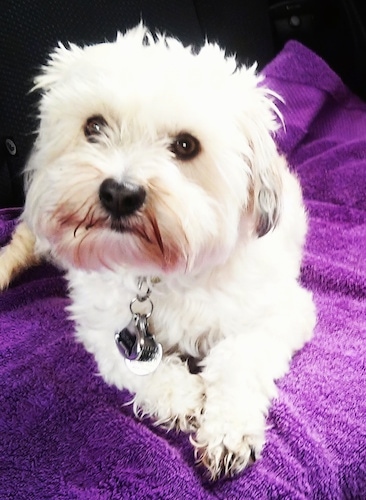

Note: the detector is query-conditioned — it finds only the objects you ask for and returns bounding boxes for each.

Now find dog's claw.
[249,446,257,464]
[191,432,261,480]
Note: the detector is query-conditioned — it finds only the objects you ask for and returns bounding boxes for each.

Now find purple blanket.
[1,41,366,499]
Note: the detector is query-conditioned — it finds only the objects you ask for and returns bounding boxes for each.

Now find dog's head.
[24,24,283,274]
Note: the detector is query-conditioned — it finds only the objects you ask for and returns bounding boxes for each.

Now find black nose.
[99,178,146,217]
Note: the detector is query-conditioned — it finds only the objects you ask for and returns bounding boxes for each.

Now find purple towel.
[1,41,366,499]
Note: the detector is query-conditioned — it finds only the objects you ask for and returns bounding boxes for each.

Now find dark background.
[1,0,365,208]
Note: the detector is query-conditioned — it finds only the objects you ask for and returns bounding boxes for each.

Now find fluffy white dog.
[0,25,316,478]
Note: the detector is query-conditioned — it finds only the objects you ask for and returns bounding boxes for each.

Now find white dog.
[0,25,315,479]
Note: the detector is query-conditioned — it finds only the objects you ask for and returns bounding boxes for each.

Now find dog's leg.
[0,221,39,290]
[88,339,205,431]
[193,286,315,479]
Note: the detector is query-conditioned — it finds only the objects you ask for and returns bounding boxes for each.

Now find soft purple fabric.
[1,41,366,499]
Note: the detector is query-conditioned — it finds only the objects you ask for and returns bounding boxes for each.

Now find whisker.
[74,230,92,266]
[73,205,93,238]
[131,225,152,243]
[73,220,83,238]
[58,194,92,225]
[85,207,98,230]
[148,213,164,256]
[184,253,190,274]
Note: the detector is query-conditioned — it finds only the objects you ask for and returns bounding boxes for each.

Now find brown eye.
[170,133,201,160]
[84,115,107,141]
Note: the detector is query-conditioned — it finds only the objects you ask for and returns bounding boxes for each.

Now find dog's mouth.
[110,216,133,233]
[52,194,185,272]
[107,211,165,256]
[108,215,155,243]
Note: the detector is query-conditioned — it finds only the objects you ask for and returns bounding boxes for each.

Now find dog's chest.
[150,285,225,359]
[68,270,228,362]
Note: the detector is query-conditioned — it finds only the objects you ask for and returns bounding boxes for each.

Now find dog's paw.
[151,389,203,433]
[0,222,39,291]
[191,413,265,479]
[131,361,205,432]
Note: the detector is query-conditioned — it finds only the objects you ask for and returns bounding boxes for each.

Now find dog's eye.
[84,115,107,141]
[170,133,201,161]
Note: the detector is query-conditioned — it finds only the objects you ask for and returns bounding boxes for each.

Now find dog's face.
[25,25,282,274]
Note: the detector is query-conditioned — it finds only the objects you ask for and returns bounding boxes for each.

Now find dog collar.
[115,277,163,375]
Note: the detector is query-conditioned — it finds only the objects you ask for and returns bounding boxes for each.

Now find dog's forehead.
[39,32,267,142]
[60,38,246,108]
[47,40,248,133]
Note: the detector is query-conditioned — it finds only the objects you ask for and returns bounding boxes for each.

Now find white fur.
[22,25,316,479]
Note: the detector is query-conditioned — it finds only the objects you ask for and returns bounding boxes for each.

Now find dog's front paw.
[132,360,205,432]
[191,412,265,479]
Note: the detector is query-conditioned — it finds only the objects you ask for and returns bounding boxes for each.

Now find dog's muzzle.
[99,178,146,218]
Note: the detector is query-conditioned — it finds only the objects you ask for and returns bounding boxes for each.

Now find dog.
[0,25,316,479]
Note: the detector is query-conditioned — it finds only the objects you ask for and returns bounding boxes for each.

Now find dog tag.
[125,342,163,375]
[115,316,144,361]
[115,314,162,375]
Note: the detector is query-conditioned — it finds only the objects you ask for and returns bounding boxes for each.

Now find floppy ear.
[249,122,283,237]
[33,42,83,92]
[236,67,284,237]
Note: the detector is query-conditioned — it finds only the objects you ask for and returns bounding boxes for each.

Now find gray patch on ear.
[256,187,281,237]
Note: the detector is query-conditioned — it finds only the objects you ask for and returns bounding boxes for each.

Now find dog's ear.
[236,66,284,237]
[33,42,83,92]
[249,123,283,238]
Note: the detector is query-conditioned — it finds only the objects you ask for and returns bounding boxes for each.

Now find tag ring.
[130,297,154,318]
[137,277,151,301]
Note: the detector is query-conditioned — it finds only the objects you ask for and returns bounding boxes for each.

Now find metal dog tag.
[125,343,163,375]
[115,314,162,375]
[115,316,144,361]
